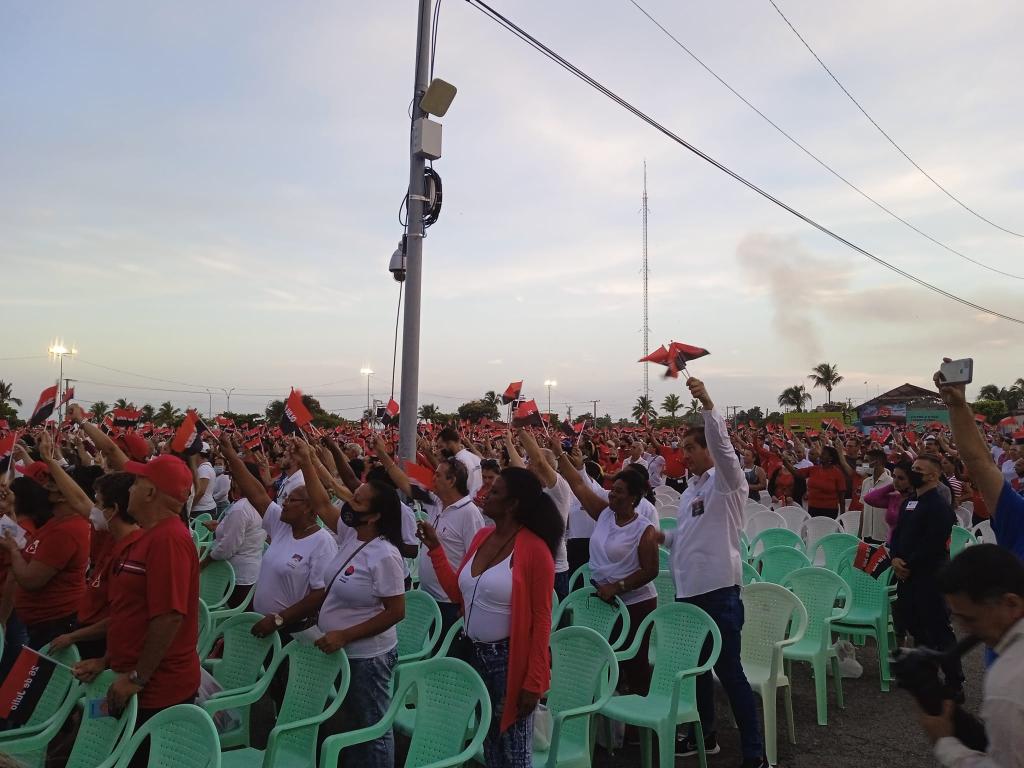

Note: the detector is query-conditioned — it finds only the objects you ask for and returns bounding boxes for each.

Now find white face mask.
[89,505,110,532]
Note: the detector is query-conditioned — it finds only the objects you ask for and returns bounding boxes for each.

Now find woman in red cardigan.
[419,467,561,768]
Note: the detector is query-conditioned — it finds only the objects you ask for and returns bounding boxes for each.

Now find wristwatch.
[617,580,626,594]
[272,614,285,628]
[128,671,148,688]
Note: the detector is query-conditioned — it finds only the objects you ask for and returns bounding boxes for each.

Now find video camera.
[891,635,987,751]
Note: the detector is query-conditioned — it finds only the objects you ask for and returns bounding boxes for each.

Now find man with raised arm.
[660,377,765,768]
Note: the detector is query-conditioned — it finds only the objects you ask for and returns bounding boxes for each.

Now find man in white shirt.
[438,427,483,497]
[859,448,892,542]
[919,544,1024,768]
[660,377,765,768]
[191,446,218,518]
[211,462,231,516]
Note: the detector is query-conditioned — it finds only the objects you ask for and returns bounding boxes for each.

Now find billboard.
[859,403,907,426]
[783,412,848,432]
[906,408,950,428]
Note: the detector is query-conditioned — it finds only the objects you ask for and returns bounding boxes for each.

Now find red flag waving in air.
[501,381,523,405]
[282,389,313,435]
[28,385,58,427]
[382,399,400,427]
[58,387,75,408]
[511,399,543,428]
[112,408,142,429]
[171,410,207,455]
[639,341,710,379]
[0,432,16,474]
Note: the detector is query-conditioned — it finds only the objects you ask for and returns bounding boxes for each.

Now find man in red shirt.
[73,454,200,735]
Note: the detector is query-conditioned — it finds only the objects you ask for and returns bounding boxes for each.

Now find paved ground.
[587,638,986,768]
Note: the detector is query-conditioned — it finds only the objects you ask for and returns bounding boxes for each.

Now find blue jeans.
[333,649,397,768]
[470,638,533,768]
[678,587,764,760]
[553,570,569,603]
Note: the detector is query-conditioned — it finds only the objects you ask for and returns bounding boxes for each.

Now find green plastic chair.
[202,612,282,750]
[598,603,722,768]
[551,586,631,651]
[66,671,139,768]
[192,513,214,542]
[738,530,751,561]
[210,585,256,630]
[658,517,677,532]
[653,569,676,605]
[657,547,671,570]
[200,559,236,610]
[749,527,805,557]
[198,599,215,659]
[534,626,619,768]
[113,704,221,768]
[320,656,488,768]
[213,642,351,768]
[950,525,978,558]
[395,617,467,738]
[740,582,809,767]
[811,533,861,570]
[396,589,443,664]
[568,563,592,593]
[752,545,811,585]
[0,643,81,760]
[742,561,762,585]
[832,547,895,692]
[781,568,851,725]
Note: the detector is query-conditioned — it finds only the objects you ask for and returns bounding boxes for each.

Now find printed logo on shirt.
[906,501,919,511]
[344,565,355,576]
[286,553,304,570]
[24,540,38,555]
[115,559,146,576]
[690,498,705,517]
[90,574,102,589]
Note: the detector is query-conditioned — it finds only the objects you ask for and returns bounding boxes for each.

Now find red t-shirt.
[797,466,847,511]
[107,516,200,708]
[14,514,91,626]
[78,529,144,626]
[658,446,687,479]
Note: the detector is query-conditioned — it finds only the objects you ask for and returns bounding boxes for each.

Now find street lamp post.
[544,379,557,420]
[360,368,374,424]
[220,387,236,412]
[48,342,77,422]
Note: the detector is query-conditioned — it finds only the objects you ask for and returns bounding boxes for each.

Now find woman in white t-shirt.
[291,441,407,768]
[201,471,267,607]
[553,445,659,697]
[216,435,338,641]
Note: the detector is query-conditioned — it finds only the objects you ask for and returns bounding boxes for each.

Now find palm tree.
[631,396,657,424]
[0,381,22,408]
[154,401,181,426]
[113,398,134,411]
[778,385,812,412]
[977,384,1001,401]
[482,391,500,408]
[807,362,844,405]
[418,403,441,422]
[661,393,682,418]
[139,404,156,423]
[684,398,701,425]
[88,401,110,421]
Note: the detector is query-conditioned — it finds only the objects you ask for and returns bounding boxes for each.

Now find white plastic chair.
[960,500,974,514]
[744,510,787,540]
[759,490,773,508]
[654,486,679,503]
[800,517,842,557]
[775,505,809,533]
[837,511,862,538]
[740,582,809,766]
[955,506,972,529]
[972,519,995,544]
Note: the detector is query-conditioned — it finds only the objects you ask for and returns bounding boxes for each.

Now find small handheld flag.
[639,341,710,379]
[501,381,523,405]
[0,647,61,726]
[382,399,400,427]
[28,385,58,427]
[511,399,543,428]
[170,410,207,455]
[282,389,313,435]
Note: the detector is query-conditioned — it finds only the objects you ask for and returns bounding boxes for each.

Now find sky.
[2,0,1022,422]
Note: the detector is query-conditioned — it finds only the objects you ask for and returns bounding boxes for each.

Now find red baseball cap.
[123,455,192,503]
[115,432,152,462]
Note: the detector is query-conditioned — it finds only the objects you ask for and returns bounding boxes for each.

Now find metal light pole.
[220,387,235,412]
[398,0,432,464]
[48,342,77,422]
[205,389,213,419]
[544,380,557,419]
[360,368,374,423]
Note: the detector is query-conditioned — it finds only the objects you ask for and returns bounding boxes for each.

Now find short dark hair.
[480,458,500,473]
[937,544,1024,602]
[613,469,648,508]
[914,455,943,471]
[438,427,461,444]
[94,472,137,523]
[682,427,707,449]
[866,449,885,463]
[443,457,470,496]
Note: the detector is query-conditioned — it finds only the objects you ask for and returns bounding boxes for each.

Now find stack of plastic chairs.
[752,546,811,586]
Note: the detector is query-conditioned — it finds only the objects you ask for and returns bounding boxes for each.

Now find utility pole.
[591,400,600,421]
[398,0,432,464]
[566,404,573,422]
[641,160,650,404]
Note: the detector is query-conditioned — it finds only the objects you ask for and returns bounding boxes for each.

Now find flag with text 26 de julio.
[0,647,59,726]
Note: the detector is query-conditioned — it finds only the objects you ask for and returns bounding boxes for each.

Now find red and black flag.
[501,381,523,405]
[639,341,710,379]
[821,418,844,433]
[0,431,16,474]
[853,542,892,579]
[0,647,62,726]
[404,460,435,491]
[381,399,400,427]
[215,416,235,429]
[171,409,207,455]
[282,389,313,435]
[511,399,543,428]
[27,385,58,427]
[58,387,75,408]
[559,419,583,437]
[112,407,142,429]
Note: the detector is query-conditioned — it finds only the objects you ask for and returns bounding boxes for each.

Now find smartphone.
[939,358,974,386]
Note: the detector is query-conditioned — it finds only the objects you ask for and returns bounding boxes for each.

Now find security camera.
[389,236,407,282]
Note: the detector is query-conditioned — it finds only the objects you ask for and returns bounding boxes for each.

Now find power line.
[462,0,1024,325]
[767,0,1024,240]
[626,0,1024,280]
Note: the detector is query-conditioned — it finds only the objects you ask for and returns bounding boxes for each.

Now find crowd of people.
[0,361,1021,768]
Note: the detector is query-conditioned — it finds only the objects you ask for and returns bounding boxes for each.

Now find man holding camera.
[918,544,1024,767]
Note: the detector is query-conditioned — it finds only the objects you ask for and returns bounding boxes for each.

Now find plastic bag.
[533,704,553,751]
[196,668,242,733]
[828,640,864,679]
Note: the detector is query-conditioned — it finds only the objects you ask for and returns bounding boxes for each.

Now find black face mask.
[909,470,927,489]
[340,502,369,528]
